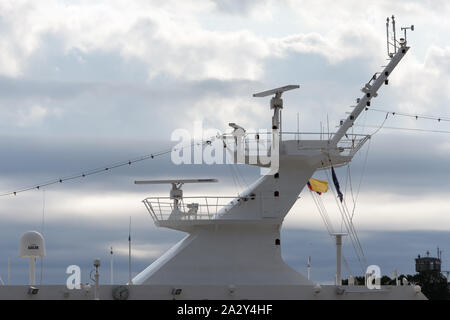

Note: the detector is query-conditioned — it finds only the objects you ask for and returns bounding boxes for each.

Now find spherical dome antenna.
[19,231,46,258]
[19,231,46,286]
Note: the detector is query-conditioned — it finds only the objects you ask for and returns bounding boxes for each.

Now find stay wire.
[308,188,353,276]
[367,107,450,123]
[0,137,213,197]
[322,161,367,272]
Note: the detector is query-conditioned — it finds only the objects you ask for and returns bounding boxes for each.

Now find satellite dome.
[19,231,46,258]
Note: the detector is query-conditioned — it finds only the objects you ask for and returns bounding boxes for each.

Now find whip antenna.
[128,216,132,285]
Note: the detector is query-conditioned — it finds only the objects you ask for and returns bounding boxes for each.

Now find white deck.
[0,284,427,300]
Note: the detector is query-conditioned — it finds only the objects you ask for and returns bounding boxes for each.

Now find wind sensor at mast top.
[386,15,414,58]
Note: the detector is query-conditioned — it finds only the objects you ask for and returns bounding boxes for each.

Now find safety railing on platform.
[143,195,260,223]
[220,132,370,158]
[143,196,248,222]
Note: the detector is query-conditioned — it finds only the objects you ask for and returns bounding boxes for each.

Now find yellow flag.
[308,178,329,193]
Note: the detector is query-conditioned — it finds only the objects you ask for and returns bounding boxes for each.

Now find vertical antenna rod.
[128,216,133,285]
[392,15,397,53]
[386,17,390,57]
[40,190,45,285]
[93,259,100,300]
[307,256,311,280]
[110,246,114,285]
[7,258,10,285]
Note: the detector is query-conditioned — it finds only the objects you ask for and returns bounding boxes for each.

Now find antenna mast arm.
[331,45,409,146]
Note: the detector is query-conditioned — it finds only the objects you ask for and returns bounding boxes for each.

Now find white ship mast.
[132,18,413,287]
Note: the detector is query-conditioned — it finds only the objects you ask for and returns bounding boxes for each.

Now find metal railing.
[143,196,252,222]
[220,131,370,158]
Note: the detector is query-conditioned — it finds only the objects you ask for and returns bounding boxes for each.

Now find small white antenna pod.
[19,231,46,285]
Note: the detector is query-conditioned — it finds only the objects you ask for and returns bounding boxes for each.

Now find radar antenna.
[253,84,299,140]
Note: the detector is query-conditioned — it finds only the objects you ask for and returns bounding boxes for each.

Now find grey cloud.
[2,220,448,284]
[0,135,260,199]
[0,217,184,285]
[211,0,267,15]
[0,128,449,196]
[282,227,450,283]
[0,29,264,137]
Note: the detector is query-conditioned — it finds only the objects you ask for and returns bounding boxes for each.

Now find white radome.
[19,231,46,258]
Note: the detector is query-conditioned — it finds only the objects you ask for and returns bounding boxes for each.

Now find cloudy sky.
[1,0,450,285]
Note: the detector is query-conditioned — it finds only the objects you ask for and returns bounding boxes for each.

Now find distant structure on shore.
[415,249,442,273]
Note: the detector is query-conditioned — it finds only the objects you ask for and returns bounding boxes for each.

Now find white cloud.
[285,191,450,232]
[385,44,450,118]
[271,30,383,65]
[16,104,48,126]
[0,1,273,81]
[0,102,62,127]
[113,242,172,260]
[185,95,267,131]
[4,0,445,82]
